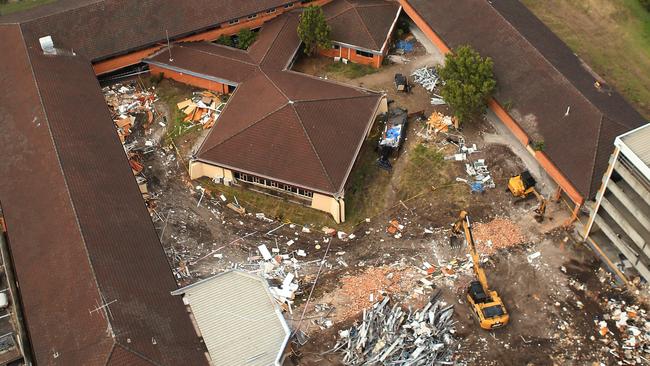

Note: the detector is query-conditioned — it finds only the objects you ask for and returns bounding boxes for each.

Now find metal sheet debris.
[331,292,457,365]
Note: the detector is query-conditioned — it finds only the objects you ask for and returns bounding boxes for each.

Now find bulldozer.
[507,170,546,222]
[451,211,509,330]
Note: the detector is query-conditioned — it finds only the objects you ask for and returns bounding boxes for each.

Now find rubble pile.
[176,91,225,130]
[104,82,157,143]
[472,218,525,256]
[332,292,456,365]
[339,267,416,319]
[597,298,650,364]
[103,82,160,213]
[411,66,445,106]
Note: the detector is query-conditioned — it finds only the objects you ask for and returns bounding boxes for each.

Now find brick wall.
[149,65,230,93]
[320,46,383,68]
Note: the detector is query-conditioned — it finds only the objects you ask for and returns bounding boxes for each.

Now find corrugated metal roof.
[173,271,290,366]
[620,124,650,168]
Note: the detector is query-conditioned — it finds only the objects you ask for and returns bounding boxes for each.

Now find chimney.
[39,35,56,55]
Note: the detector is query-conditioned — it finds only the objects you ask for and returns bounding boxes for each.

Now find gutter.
[144,60,240,87]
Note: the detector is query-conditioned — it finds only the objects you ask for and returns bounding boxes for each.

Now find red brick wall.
[319,46,383,68]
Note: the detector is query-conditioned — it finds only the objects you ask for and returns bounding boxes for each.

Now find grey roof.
[172,270,290,366]
[617,124,650,172]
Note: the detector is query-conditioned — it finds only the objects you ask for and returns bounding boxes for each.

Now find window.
[332,44,340,50]
[297,189,313,198]
[267,8,277,14]
[234,172,312,198]
[355,49,374,58]
[229,19,239,25]
[247,14,258,20]
[284,2,294,9]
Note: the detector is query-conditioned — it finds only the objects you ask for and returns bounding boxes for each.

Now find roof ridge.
[257,14,291,64]
[325,0,355,21]
[261,70,291,101]
[102,342,117,366]
[178,44,256,66]
[21,26,114,340]
[290,105,336,192]
[282,69,380,94]
[112,343,160,366]
[203,101,290,152]
[352,6,380,50]
[487,2,605,122]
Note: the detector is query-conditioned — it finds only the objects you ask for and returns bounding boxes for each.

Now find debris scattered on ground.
[426,112,456,135]
[331,292,456,365]
[334,266,427,320]
[104,82,157,143]
[596,298,650,364]
[176,91,225,129]
[472,218,525,255]
[411,67,440,92]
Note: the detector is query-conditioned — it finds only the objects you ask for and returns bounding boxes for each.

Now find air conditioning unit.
[39,35,56,55]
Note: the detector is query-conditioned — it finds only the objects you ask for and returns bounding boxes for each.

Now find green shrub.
[237,28,257,50]
[216,34,234,47]
[640,0,650,11]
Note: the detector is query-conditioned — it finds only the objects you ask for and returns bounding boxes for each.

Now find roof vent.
[39,35,56,55]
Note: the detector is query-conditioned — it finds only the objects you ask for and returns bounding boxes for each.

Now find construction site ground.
[107,38,648,365]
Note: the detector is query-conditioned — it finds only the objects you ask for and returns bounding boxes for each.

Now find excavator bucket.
[449,233,463,248]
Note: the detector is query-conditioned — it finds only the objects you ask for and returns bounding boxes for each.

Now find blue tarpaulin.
[396,40,414,53]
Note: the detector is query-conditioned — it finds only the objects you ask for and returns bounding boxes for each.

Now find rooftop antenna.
[166,30,173,62]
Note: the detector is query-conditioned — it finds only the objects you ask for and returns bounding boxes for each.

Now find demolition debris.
[176,91,225,130]
[472,218,525,256]
[596,298,650,365]
[332,292,457,365]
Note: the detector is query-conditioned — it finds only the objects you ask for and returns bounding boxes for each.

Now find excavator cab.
[507,170,536,197]
[508,171,546,222]
[466,281,509,329]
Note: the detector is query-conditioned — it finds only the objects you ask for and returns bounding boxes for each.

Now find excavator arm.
[452,211,489,291]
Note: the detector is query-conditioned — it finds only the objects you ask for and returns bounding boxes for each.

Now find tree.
[216,34,234,48]
[297,6,331,55]
[237,28,257,50]
[437,45,496,123]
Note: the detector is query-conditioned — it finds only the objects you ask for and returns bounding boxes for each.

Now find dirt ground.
[105,37,648,365]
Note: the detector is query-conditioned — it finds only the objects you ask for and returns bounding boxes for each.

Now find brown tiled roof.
[405,0,645,198]
[323,0,401,52]
[147,13,383,195]
[0,0,296,61]
[0,24,207,366]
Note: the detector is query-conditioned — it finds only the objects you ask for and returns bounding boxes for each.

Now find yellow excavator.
[508,170,546,222]
[451,211,509,330]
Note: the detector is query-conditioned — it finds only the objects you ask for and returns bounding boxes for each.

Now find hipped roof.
[147,13,383,195]
[323,0,401,52]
